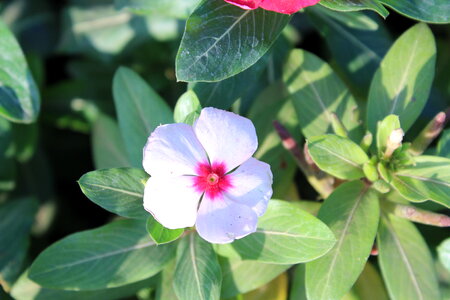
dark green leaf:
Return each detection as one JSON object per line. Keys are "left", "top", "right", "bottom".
{"left": 308, "top": 135, "right": 369, "bottom": 180}
{"left": 378, "top": 213, "right": 440, "bottom": 300}
{"left": 249, "top": 82, "right": 301, "bottom": 199}
{"left": 319, "top": 0, "right": 389, "bottom": 18}
{"left": 155, "top": 260, "right": 178, "bottom": 300}
{"left": 367, "top": 23, "right": 436, "bottom": 134}
{"left": 0, "top": 198, "right": 38, "bottom": 286}
{"left": 289, "top": 265, "right": 307, "bottom": 300}
{"left": 284, "top": 49, "right": 363, "bottom": 141}
{"left": 216, "top": 200, "right": 336, "bottom": 264}
{"left": 174, "top": 234, "right": 222, "bottom": 300}
{"left": 436, "top": 129, "right": 450, "bottom": 158}
{"left": 29, "top": 219, "right": 175, "bottom": 290}
{"left": 115, "top": 0, "right": 200, "bottom": 19}
{"left": 391, "top": 155, "right": 450, "bottom": 207}
{"left": 11, "top": 271, "right": 158, "bottom": 300}
{"left": 113, "top": 67, "right": 173, "bottom": 167}
{"left": 0, "top": 20, "right": 40, "bottom": 123}
{"left": 176, "top": 0, "right": 291, "bottom": 82}
{"left": 350, "top": 263, "right": 389, "bottom": 300}
{"left": 91, "top": 114, "right": 130, "bottom": 169}
{"left": 220, "top": 257, "right": 290, "bottom": 298}
{"left": 78, "top": 168, "right": 148, "bottom": 219}
{"left": 306, "top": 181, "right": 379, "bottom": 300}
{"left": 146, "top": 217, "right": 184, "bottom": 245}
{"left": 307, "top": 7, "right": 391, "bottom": 96}
{"left": 379, "top": 0, "right": 450, "bottom": 23}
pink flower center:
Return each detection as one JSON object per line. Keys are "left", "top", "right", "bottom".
{"left": 193, "top": 162, "right": 232, "bottom": 200}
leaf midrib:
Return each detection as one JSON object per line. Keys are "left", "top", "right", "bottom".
{"left": 184, "top": 9, "right": 251, "bottom": 72}
{"left": 82, "top": 182, "right": 143, "bottom": 198}
{"left": 313, "top": 143, "right": 363, "bottom": 168}
{"left": 189, "top": 234, "right": 205, "bottom": 300}
{"left": 318, "top": 187, "right": 367, "bottom": 299}
{"left": 384, "top": 217, "right": 424, "bottom": 300}
{"left": 255, "top": 229, "right": 334, "bottom": 241}
{"left": 397, "top": 173, "right": 450, "bottom": 188}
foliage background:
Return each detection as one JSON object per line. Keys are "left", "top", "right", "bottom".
{"left": 0, "top": 0, "right": 449, "bottom": 299}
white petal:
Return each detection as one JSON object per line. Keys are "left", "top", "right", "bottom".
{"left": 195, "top": 196, "right": 258, "bottom": 244}
{"left": 225, "top": 158, "right": 273, "bottom": 216}
{"left": 143, "top": 176, "right": 201, "bottom": 229}
{"left": 143, "top": 123, "right": 208, "bottom": 177}
{"left": 193, "top": 107, "right": 257, "bottom": 172}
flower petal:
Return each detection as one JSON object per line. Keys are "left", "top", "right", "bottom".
{"left": 225, "top": 158, "right": 273, "bottom": 216}
{"left": 259, "top": 0, "right": 320, "bottom": 14}
{"left": 194, "top": 107, "right": 257, "bottom": 172}
{"left": 143, "top": 176, "right": 201, "bottom": 229}
{"left": 143, "top": 123, "right": 208, "bottom": 177}
{"left": 196, "top": 196, "right": 258, "bottom": 244}
{"left": 224, "top": 0, "right": 263, "bottom": 9}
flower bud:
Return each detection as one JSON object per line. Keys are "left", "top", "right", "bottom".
{"left": 384, "top": 128, "right": 404, "bottom": 159}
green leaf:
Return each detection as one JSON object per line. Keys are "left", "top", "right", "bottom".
{"left": 378, "top": 213, "right": 440, "bottom": 300}
{"left": 173, "top": 90, "right": 201, "bottom": 124}
{"left": 115, "top": 0, "right": 200, "bottom": 19}
{"left": 376, "top": 114, "right": 400, "bottom": 154}
{"left": 11, "top": 271, "right": 158, "bottom": 300}
{"left": 220, "top": 257, "right": 290, "bottom": 299}
{"left": 0, "top": 118, "right": 15, "bottom": 191}
{"left": 216, "top": 200, "right": 336, "bottom": 264}
{"left": 379, "top": 0, "right": 450, "bottom": 23}
{"left": 367, "top": 23, "right": 436, "bottom": 134}
{"left": 0, "top": 20, "right": 40, "bottom": 123}
{"left": 174, "top": 234, "right": 222, "bottom": 300}
{"left": 78, "top": 168, "right": 148, "bottom": 219}
{"left": 92, "top": 114, "right": 130, "bottom": 169}
{"left": 437, "top": 238, "right": 450, "bottom": 272}
{"left": 306, "top": 181, "right": 380, "bottom": 300}
{"left": 113, "top": 67, "right": 173, "bottom": 167}
{"left": 146, "top": 217, "right": 184, "bottom": 245}
{"left": 390, "top": 155, "right": 450, "bottom": 207}
{"left": 307, "top": 134, "right": 369, "bottom": 180}
{"left": 289, "top": 265, "right": 307, "bottom": 300}
{"left": 59, "top": 5, "right": 178, "bottom": 58}
{"left": 436, "top": 129, "right": 450, "bottom": 158}
{"left": 10, "top": 123, "right": 38, "bottom": 163}
{"left": 29, "top": 219, "right": 175, "bottom": 290}
{"left": 176, "top": 0, "right": 291, "bottom": 82}
{"left": 319, "top": 0, "right": 389, "bottom": 18}
{"left": 0, "top": 198, "right": 38, "bottom": 286}
{"left": 306, "top": 7, "right": 391, "bottom": 97}
{"left": 189, "top": 52, "right": 268, "bottom": 109}
{"left": 351, "top": 262, "right": 389, "bottom": 300}
{"left": 284, "top": 49, "right": 363, "bottom": 141}
{"left": 249, "top": 82, "right": 301, "bottom": 198}
{"left": 155, "top": 260, "right": 178, "bottom": 300}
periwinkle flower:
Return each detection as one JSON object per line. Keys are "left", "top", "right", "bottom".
{"left": 224, "top": 0, "right": 320, "bottom": 15}
{"left": 143, "top": 107, "right": 273, "bottom": 244}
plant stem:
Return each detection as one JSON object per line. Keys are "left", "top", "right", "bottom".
{"left": 273, "top": 120, "right": 334, "bottom": 198}
{"left": 384, "top": 201, "right": 450, "bottom": 227}
{"left": 409, "top": 110, "right": 447, "bottom": 156}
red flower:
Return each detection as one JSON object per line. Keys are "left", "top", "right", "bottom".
{"left": 224, "top": 0, "right": 320, "bottom": 14}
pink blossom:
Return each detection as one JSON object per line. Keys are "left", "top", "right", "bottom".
{"left": 142, "top": 107, "right": 273, "bottom": 244}
{"left": 224, "top": 0, "right": 320, "bottom": 14}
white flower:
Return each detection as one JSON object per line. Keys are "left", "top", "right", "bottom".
{"left": 142, "top": 107, "right": 273, "bottom": 244}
